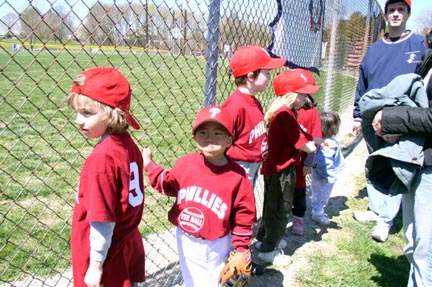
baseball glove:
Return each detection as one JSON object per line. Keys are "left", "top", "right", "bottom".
{"left": 218, "top": 249, "right": 252, "bottom": 287}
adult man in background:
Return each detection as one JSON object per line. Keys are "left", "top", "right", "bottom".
{"left": 371, "top": 29, "right": 432, "bottom": 286}
{"left": 351, "top": 0, "right": 425, "bottom": 242}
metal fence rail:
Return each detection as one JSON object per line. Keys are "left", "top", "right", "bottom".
{"left": 0, "top": 0, "right": 383, "bottom": 286}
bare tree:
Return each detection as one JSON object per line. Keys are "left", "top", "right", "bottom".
{"left": 39, "top": 9, "right": 59, "bottom": 41}
{"left": 20, "top": 6, "right": 44, "bottom": 47}
{"left": 52, "top": 5, "right": 76, "bottom": 43}
{"left": 126, "top": 3, "right": 148, "bottom": 47}
{"left": 83, "top": 2, "right": 110, "bottom": 45}
{"left": 83, "top": 2, "right": 126, "bottom": 46}
{"left": 1, "top": 12, "right": 19, "bottom": 37}
{"left": 412, "top": 9, "right": 432, "bottom": 35}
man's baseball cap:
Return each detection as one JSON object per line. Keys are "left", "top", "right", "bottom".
{"left": 229, "top": 46, "right": 286, "bottom": 77}
{"left": 70, "top": 67, "right": 140, "bottom": 130}
{"left": 385, "top": 0, "right": 411, "bottom": 13}
{"left": 273, "top": 69, "right": 320, "bottom": 96}
{"left": 192, "top": 106, "right": 234, "bottom": 137}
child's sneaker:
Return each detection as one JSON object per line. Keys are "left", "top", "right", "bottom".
{"left": 257, "top": 248, "right": 292, "bottom": 266}
{"left": 312, "top": 214, "right": 331, "bottom": 226}
{"left": 291, "top": 216, "right": 304, "bottom": 235}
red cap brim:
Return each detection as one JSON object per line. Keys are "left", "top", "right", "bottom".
{"left": 126, "top": 113, "right": 140, "bottom": 130}
{"left": 262, "top": 58, "right": 286, "bottom": 70}
{"left": 295, "top": 85, "right": 320, "bottom": 94}
{"left": 193, "top": 119, "right": 233, "bottom": 136}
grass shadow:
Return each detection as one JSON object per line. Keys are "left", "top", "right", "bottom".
{"left": 249, "top": 268, "right": 284, "bottom": 287}
{"left": 368, "top": 253, "right": 409, "bottom": 287}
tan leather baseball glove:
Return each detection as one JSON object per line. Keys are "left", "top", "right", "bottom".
{"left": 218, "top": 249, "right": 252, "bottom": 287}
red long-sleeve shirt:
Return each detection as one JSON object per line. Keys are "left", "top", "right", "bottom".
{"left": 145, "top": 153, "right": 256, "bottom": 251}
{"left": 261, "top": 106, "right": 313, "bottom": 175}
{"left": 221, "top": 89, "right": 268, "bottom": 162}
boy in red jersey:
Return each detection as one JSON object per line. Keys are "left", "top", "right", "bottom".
{"left": 67, "top": 67, "right": 145, "bottom": 287}
{"left": 143, "top": 106, "right": 256, "bottom": 287}
{"left": 256, "top": 69, "right": 321, "bottom": 267}
{"left": 221, "top": 45, "right": 286, "bottom": 187}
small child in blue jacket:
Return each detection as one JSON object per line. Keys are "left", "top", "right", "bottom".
{"left": 311, "top": 111, "right": 345, "bottom": 225}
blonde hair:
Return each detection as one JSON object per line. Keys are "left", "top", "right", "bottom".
{"left": 264, "top": 93, "right": 298, "bottom": 124}
{"left": 66, "top": 74, "right": 128, "bottom": 135}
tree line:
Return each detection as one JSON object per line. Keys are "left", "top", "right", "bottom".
{"left": 0, "top": 0, "right": 404, "bottom": 57}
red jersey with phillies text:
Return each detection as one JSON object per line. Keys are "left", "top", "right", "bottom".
{"left": 295, "top": 107, "right": 322, "bottom": 188}
{"left": 221, "top": 89, "right": 268, "bottom": 162}
{"left": 261, "top": 106, "right": 313, "bottom": 175}
{"left": 71, "top": 132, "right": 145, "bottom": 287}
{"left": 145, "top": 153, "right": 256, "bottom": 250}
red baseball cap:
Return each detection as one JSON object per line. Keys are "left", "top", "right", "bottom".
{"left": 385, "top": 0, "right": 411, "bottom": 13}
{"left": 70, "top": 67, "right": 140, "bottom": 130}
{"left": 229, "top": 46, "right": 286, "bottom": 77}
{"left": 273, "top": 69, "right": 320, "bottom": 96}
{"left": 192, "top": 106, "right": 234, "bottom": 136}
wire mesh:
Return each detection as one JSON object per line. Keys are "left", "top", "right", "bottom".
{"left": 0, "top": 0, "right": 383, "bottom": 286}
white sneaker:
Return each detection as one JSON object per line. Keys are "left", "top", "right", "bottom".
{"left": 353, "top": 211, "right": 378, "bottom": 222}
{"left": 255, "top": 239, "right": 287, "bottom": 250}
{"left": 312, "top": 215, "right": 331, "bottom": 226}
{"left": 372, "top": 224, "right": 390, "bottom": 242}
{"left": 257, "top": 248, "right": 293, "bottom": 266}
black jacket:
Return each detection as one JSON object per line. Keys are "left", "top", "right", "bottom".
{"left": 381, "top": 106, "right": 432, "bottom": 166}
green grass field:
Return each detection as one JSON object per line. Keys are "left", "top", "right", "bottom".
{"left": 0, "top": 48, "right": 213, "bottom": 281}
{"left": 296, "top": 176, "right": 408, "bottom": 286}
{"left": 1, "top": 46, "right": 363, "bottom": 283}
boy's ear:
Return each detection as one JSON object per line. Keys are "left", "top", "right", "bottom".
{"left": 246, "top": 71, "right": 255, "bottom": 81}
{"left": 227, "top": 136, "right": 233, "bottom": 146}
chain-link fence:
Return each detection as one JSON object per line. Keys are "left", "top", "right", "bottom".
{"left": 0, "top": 0, "right": 383, "bottom": 286}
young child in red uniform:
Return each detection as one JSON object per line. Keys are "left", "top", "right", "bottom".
{"left": 255, "top": 69, "right": 321, "bottom": 266}
{"left": 292, "top": 94, "right": 322, "bottom": 235}
{"left": 221, "top": 45, "right": 286, "bottom": 187}
{"left": 143, "top": 106, "right": 256, "bottom": 287}
{"left": 68, "top": 67, "right": 145, "bottom": 287}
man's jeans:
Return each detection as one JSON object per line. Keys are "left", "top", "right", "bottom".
{"left": 404, "top": 167, "right": 432, "bottom": 287}
{"left": 366, "top": 179, "right": 402, "bottom": 227}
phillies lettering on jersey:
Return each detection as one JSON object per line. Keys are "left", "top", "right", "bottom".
{"left": 145, "top": 153, "right": 256, "bottom": 246}
{"left": 178, "top": 186, "right": 228, "bottom": 219}
{"left": 248, "top": 120, "right": 266, "bottom": 144}
{"left": 221, "top": 89, "right": 267, "bottom": 162}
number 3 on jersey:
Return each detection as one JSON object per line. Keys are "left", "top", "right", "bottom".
{"left": 129, "top": 161, "right": 144, "bottom": 207}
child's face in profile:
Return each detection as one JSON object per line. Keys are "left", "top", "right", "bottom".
{"left": 251, "top": 69, "right": 271, "bottom": 93}
{"left": 194, "top": 121, "right": 232, "bottom": 165}
{"left": 73, "top": 95, "right": 108, "bottom": 139}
